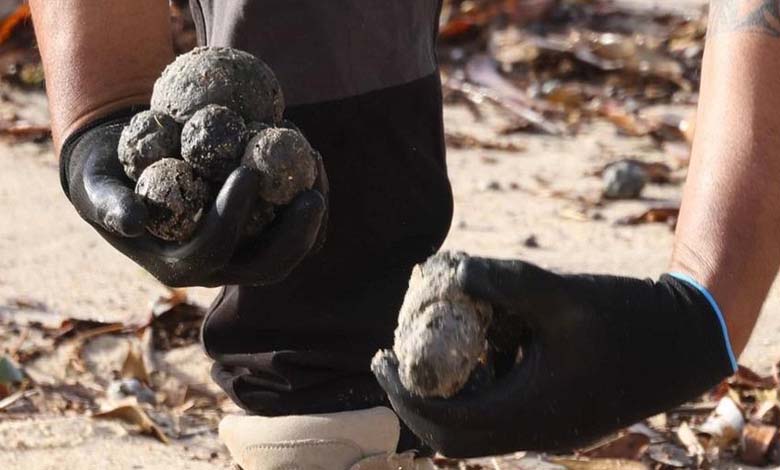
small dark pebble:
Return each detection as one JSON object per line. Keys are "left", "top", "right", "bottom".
{"left": 523, "top": 235, "right": 540, "bottom": 248}
{"left": 602, "top": 159, "right": 648, "bottom": 199}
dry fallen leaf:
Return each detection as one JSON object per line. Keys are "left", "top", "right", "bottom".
{"left": 731, "top": 365, "right": 778, "bottom": 389}
{"left": 616, "top": 206, "right": 679, "bottom": 227}
{"left": 647, "top": 443, "right": 693, "bottom": 468}
{"left": 149, "top": 295, "right": 206, "bottom": 351}
{"left": 754, "top": 400, "right": 780, "bottom": 426}
{"left": 94, "top": 403, "right": 169, "bottom": 444}
{"left": 121, "top": 342, "right": 150, "bottom": 384}
{"left": 551, "top": 457, "right": 648, "bottom": 470}
{"left": 676, "top": 422, "right": 706, "bottom": 467}
{"left": 697, "top": 396, "right": 745, "bottom": 447}
{"left": 0, "top": 121, "right": 50, "bottom": 141}
{"left": 582, "top": 433, "right": 650, "bottom": 460}
{"left": 151, "top": 288, "right": 189, "bottom": 317}
{"left": 0, "top": 3, "right": 29, "bottom": 46}
{"left": 740, "top": 422, "right": 778, "bottom": 466}
{"left": 445, "top": 129, "right": 526, "bottom": 152}
{"left": 598, "top": 101, "right": 652, "bottom": 137}
{"left": 465, "top": 55, "right": 567, "bottom": 135}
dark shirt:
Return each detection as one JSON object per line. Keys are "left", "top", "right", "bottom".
{"left": 190, "top": 0, "right": 440, "bottom": 105}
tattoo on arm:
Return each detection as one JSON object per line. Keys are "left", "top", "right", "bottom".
{"left": 710, "top": 0, "right": 780, "bottom": 36}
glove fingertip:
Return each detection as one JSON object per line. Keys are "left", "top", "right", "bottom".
{"left": 275, "top": 190, "right": 326, "bottom": 240}
{"left": 372, "top": 350, "right": 418, "bottom": 403}
{"left": 290, "top": 189, "right": 326, "bottom": 216}
{"left": 224, "top": 190, "right": 326, "bottom": 286}
{"left": 371, "top": 350, "right": 399, "bottom": 383}
{"left": 104, "top": 195, "right": 149, "bottom": 237}
{"left": 230, "top": 166, "right": 263, "bottom": 191}
{"left": 215, "top": 167, "right": 262, "bottom": 213}
{"left": 457, "top": 257, "right": 498, "bottom": 301}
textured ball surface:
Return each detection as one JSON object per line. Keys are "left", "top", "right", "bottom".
{"left": 135, "top": 158, "right": 210, "bottom": 241}
{"left": 151, "top": 46, "right": 284, "bottom": 124}
{"left": 390, "top": 251, "right": 493, "bottom": 398}
{"left": 241, "top": 128, "right": 317, "bottom": 205}
{"left": 181, "top": 105, "right": 246, "bottom": 183}
{"left": 245, "top": 121, "right": 271, "bottom": 140}
{"left": 395, "top": 301, "right": 487, "bottom": 398}
{"left": 117, "top": 110, "right": 180, "bottom": 181}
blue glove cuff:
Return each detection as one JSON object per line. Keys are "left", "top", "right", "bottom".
{"left": 668, "top": 272, "right": 738, "bottom": 373}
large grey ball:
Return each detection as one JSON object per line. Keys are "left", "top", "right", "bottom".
{"left": 117, "top": 110, "right": 180, "bottom": 181}
{"left": 181, "top": 105, "right": 246, "bottom": 183}
{"left": 151, "top": 46, "right": 284, "bottom": 124}
{"left": 241, "top": 127, "right": 317, "bottom": 205}
{"left": 135, "top": 158, "right": 210, "bottom": 242}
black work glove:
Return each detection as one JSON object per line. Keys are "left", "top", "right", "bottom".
{"left": 373, "top": 257, "right": 737, "bottom": 458}
{"left": 60, "top": 109, "right": 328, "bottom": 287}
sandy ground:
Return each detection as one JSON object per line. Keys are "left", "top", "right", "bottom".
{"left": 3, "top": 86, "right": 780, "bottom": 468}
{"left": 4, "top": 1, "right": 780, "bottom": 465}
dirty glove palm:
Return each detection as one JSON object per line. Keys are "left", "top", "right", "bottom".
{"left": 60, "top": 111, "right": 327, "bottom": 287}
{"left": 373, "top": 257, "right": 737, "bottom": 457}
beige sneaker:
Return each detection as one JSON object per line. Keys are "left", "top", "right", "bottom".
{"left": 219, "top": 406, "right": 435, "bottom": 470}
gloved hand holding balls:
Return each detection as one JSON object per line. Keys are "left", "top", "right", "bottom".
{"left": 116, "top": 46, "right": 319, "bottom": 242}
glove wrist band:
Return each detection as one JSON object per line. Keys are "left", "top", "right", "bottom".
{"left": 667, "top": 271, "right": 738, "bottom": 373}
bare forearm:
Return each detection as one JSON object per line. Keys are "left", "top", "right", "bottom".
{"left": 29, "top": 0, "right": 174, "bottom": 151}
{"left": 671, "top": 0, "right": 780, "bottom": 354}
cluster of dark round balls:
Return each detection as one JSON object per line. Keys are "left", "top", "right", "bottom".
{"left": 117, "top": 47, "right": 317, "bottom": 242}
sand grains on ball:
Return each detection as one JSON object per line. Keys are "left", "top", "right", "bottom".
{"left": 241, "top": 127, "right": 317, "bottom": 205}
{"left": 117, "top": 110, "right": 180, "bottom": 181}
{"left": 181, "top": 104, "right": 246, "bottom": 183}
{"left": 376, "top": 251, "right": 493, "bottom": 398}
{"left": 135, "top": 158, "right": 210, "bottom": 242}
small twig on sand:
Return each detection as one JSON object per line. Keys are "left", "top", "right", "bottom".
{"left": 443, "top": 76, "right": 565, "bottom": 136}
{"left": 0, "top": 389, "right": 36, "bottom": 410}
{"left": 445, "top": 130, "right": 526, "bottom": 152}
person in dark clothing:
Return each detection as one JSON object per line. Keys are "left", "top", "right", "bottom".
{"left": 30, "top": 0, "right": 448, "bottom": 468}
{"left": 28, "top": 0, "right": 776, "bottom": 467}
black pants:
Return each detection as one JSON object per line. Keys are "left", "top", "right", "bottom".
{"left": 191, "top": 0, "right": 451, "bottom": 451}
{"left": 201, "top": 72, "right": 453, "bottom": 450}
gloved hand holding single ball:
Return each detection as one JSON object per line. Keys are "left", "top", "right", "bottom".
{"left": 373, "top": 255, "right": 737, "bottom": 458}
{"left": 61, "top": 46, "right": 328, "bottom": 287}
{"left": 378, "top": 251, "right": 494, "bottom": 399}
